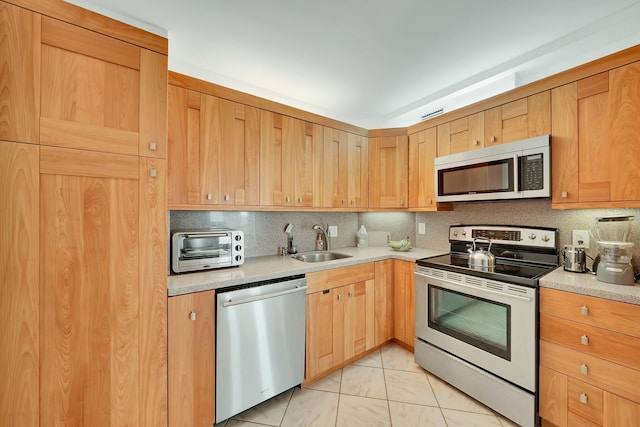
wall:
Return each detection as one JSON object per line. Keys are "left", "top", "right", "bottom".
{"left": 415, "top": 199, "right": 640, "bottom": 264}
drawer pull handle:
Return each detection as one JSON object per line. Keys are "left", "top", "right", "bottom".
{"left": 580, "top": 335, "right": 589, "bottom": 346}
{"left": 189, "top": 311, "right": 196, "bottom": 321}
{"left": 580, "top": 305, "right": 589, "bottom": 316}
{"left": 580, "top": 363, "right": 589, "bottom": 375}
{"left": 580, "top": 392, "right": 588, "bottom": 404}
{"left": 337, "top": 294, "right": 342, "bottom": 301}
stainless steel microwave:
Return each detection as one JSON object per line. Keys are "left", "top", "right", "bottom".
{"left": 171, "top": 229, "right": 244, "bottom": 273}
{"left": 434, "top": 135, "right": 550, "bottom": 202}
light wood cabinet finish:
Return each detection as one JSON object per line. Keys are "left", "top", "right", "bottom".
{"left": 374, "top": 260, "right": 394, "bottom": 345}
{"left": 0, "top": 141, "right": 39, "bottom": 427}
{"left": 369, "top": 135, "right": 408, "bottom": 208}
{"left": 393, "top": 260, "right": 415, "bottom": 349}
{"left": 409, "top": 127, "right": 437, "bottom": 208}
{"left": 552, "top": 62, "right": 640, "bottom": 208}
{"left": 482, "top": 92, "right": 550, "bottom": 146}
{"left": 306, "top": 264, "right": 375, "bottom": 381}
{"left": 0, "top": 2, "right": 40, "bottom": 144}
{"left": 437, "top": 113, "right": 484, "bottom": 155}
{"left": 347, "top": 133, "right": 369, "bottom": 209}
{"left": 539, "top": 288, "right": 640, "bottom": 427}
{"left": 168, "top": 291, "right": 215, "bottom": 427}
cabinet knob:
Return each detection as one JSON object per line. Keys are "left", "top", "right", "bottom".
{"left": 580, "top": 335, "right": 589, "bottom": 346}
{"left": 207, "top": 193, "right": 213, "bottom": 200}
{"left": 473, "top": 139, "right": 479, "bottom": 145}
{"left": 580, "top": 363, "right": 589, "bottom": 375}
{"left": 149, "top": 168, "right": 157, "bottom": 177}
{"left": 489, "top": 136, "right": 496, "bottom": 143}
{"left": 224, "top": 194, "right": 230, "bottom": 201}
{"left": 580, "top": 305, "right": 589, "bottom": 316}
{"left": 298, "top": 197, "right": 303, "bottom": 203}
{"left": 341, "top": 199, "right": 345, "bottom": 205}
{"left": 561, "top": 191, "right": 568, "bottom": 198}
{"left": 149, "top": 141, "right": 157, "bottom": 151}
{"left": 337, "top": 294, "right": 342, "bottom": 301}
{"left": 286, "top": 196, "right": 291, "bottom": 203}
{"left": 348, "top": 291, "right": 353, "bottom": 298}
{"left": 580, "top": 392, "right": 588, "bottom": 404}
{"left": 400, "top": 200, "right": 405, "bottom": 205}
{"left": 189, "top": 311, "right": 196, "bottom": 321}
{"left": 429, "top": 198, "right": 433, "bottom": 204}
{"left": 351, "top": 200, "right": 355, "bottom": 205}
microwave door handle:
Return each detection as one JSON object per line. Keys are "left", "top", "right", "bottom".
{"left": 513, "top": 154, "right": 520, "bottom": 192}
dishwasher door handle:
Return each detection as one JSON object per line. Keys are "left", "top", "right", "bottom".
{"left": 222, "top": 285, "right": 307, "bottom": 307}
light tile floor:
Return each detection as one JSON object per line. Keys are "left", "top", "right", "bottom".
{"left": 216, "top": 343, "right": 521, "bottom": 427}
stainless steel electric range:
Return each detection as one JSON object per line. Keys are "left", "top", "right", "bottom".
{"left": 414, "top": 224, "right": 559, "bottom": 427}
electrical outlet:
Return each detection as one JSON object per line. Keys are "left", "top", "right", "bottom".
{"left": 572, "top": 230, "right": 590, "bottom": 247}
{"left": 418, "top": 223, "right": 426, "bottom": 235}
{"left": 328, "top": 225, "right": 338, "bottom": 237}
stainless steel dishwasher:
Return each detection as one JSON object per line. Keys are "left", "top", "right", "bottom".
{"left": 216, "top": 274, "right": 307, "bottom": 423}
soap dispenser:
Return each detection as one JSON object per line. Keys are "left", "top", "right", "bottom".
{"left": 357, "top": 225, "right": 368, "bottom": 248}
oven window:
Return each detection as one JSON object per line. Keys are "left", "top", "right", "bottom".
{"left": 438, "top": 158, "right": 513, "bottom": 196}
{"left": 428, "top": 285, "right": 511, "bottom": 360}
{"left": 181, "top": 235, "right": 232, "bottom": 260}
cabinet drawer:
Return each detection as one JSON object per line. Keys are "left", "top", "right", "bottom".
{"left": 568, "top": 377, "right": 602, "bottom": 425}
{"left": 540, "top": 288, "right": 640, "bottom": 338}
{"left": 307, "top": 263, "right": 374, "bottom": 293}
{"left": 540, "top": 340, "right": 640, "bottom": 404}
{"left": 540, "top": 313, "right": 640, "bottom": 371}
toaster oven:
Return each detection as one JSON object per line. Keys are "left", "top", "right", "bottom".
{"left": 172, "top": 229, "right": 244, "bottom": 273}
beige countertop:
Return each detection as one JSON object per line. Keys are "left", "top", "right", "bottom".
{"left": 168, "top": 246, "right": 446, "bottom": 296}
{"left": 540, "top": 267, "right": 640, "bottom": 305}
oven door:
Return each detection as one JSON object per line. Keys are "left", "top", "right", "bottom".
{"left": 415, "top": 266, "right": 537, "bottom": 391}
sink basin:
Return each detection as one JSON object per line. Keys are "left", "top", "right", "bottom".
{"left": 291, "top": 251, "right": 352, "bottom": 263}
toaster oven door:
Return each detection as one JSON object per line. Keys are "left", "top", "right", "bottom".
{"left": 174, "top": 232, "right": 233, "bottom": 272}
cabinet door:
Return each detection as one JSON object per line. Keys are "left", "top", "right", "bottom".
{"left": 39, "top": 147, "right": 141, "bottom": 425}
{"left": 168, "top": 291, "right": 215, "bottom": 427}
{"left": 259, "top": 111, "right": 283, "bottom": 206}
{"left": 282, "top": 117, "right": 322, "bottom": 207}
{"left": 394, "top": 260, "right": 415, "bottom": 348}
{"left": 344, "top": 280, "right": 375, "bottom": 359}
{"left": 369, "top": 135, "right": 409, "bottom": 208}
{"left": 0, "top": 141, "right": 39, "bottom": 427}
{"left": 539, "top": 366, "right": 568, "bottom": 427}
{"left": 551, "top": 82, "right": 580, "bottom": 204}
{"left": 321, "top": 127, "right": 348, "bottom": 208}
{"left": 409, "top": 127, "right": 437, "bottom": 208}
{"left": 0, "top": 2, "right": 40, "bottom": 144}
{"left": 603, "top": 392, "right": 640, "bottom": 427}
{"left": 374, "top": 260, "right": 394, "bottom": 345}
{"left": 306, "top": 289, "right": 341, "bottom": 379}
{"left": 347, "top": 133, "right": 368, "bottom": 208}
{"left": 484, "top": 92, "right": 550, "bottom": 146}
{"left": 168, "top": 85, "right": 201, "bottom": 205}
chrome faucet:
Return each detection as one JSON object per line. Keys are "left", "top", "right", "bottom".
{"left": 312, "top": 224, "right": 330, "bottom": 251}
{"left": 284, "top": 223, "right": 297, "bottom": 254}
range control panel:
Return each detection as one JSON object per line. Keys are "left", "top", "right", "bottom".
{"left": 449, "top": 225, "right": 557, "bottom": 249}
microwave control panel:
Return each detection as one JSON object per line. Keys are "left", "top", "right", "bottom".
{"left": 520, "top": 153, "right": 544, "bottom": 191}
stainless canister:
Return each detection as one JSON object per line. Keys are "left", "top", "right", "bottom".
{"left": 563, "top": 245, "right": 587, "bottom": 273}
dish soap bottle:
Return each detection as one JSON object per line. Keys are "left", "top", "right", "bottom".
{"left": 357, "top": 225, "right": 368, "bottom": 248}
{"left": 315, "top": 232, "right": 325, "bottom": 251}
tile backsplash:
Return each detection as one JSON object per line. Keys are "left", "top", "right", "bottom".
{"left": 170, "top": 200, "right": 640, "bottom": 264}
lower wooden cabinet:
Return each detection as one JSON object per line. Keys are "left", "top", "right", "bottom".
{"left": 305, "top": 264, "right": 375, "bottom": 381}
{"left": 168, "top": 291, "right": 215, "bottom": 427}
{"left": 393, "top": 260, "right": 415, "bottom": 349}
{"left": 374, "top": 260, "right": 394, "bottom": 345}
{"left": 539, "top": 288, "right": 640, "bottom": 427}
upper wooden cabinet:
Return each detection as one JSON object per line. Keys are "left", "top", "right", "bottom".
{"left": 321, "top": 127, "right": 368, "bottom": 209}
{"left": 40, "top": 17, "right": 167, "bottom": 158}
{"left": 369, "top": 135, "right": 409, "bottom": 209}
{"left": 409, "top": 127, "right": 437, "bottom": 209}
{"left": 484, "top": 92, "right": 551, "bottom": 146}
{"left": 260, "top": 112, "right": 322, "bottom": 207}
{"left": 437, "top": 112, "right": 484, "bottom": 156}
{"left": 552, "top": 63, "right": 640, "bottom": 208}
{"left": 0, "top": 2, "right": 40, "bottom": 144}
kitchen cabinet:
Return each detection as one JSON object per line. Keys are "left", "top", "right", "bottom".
{"left": 168, "top": 291, "right": 215, "bottom": 427}
{"left": 539, "top": 288, "right": 640, "bottom": 427}
{"left": 260, "top": 111, "right": 323, "bottom": 207}
{"left": 321, "top": 127, "right": 369, "bottom": 209}
{"left": 393, "top": 259, "right": 415, "bottom": 349}
{"left": 40, "top": 16, "right": 167, "bottom": 158}
{"left": 0, "top": 141, "right": 39, "bottom": 427}
{"left": 305, "top": 263, "right": 375, "bottom": 381}
{"left": 551, "top": 63, "right": 640, "bottom": 208}
{"left": 374, "top": 260, "right": 394, "bottom": 345}
{"left": 436, "top": 112, "right": 484, "bottom": 156}
{"left": 0, "top": 2, "right": 40, "bottom": 145}
{"left": 409, "top": 127, "right": 437, "bottom": 208}
{"left": 369, "top": 135, "right": 409, "bottom": 209}
{"left": 483, "top": 92, "right": 550, "bottom": 146}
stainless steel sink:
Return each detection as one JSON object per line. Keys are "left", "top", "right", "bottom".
{"left": 291, "top": 251, "right": 352, "bottom": 263}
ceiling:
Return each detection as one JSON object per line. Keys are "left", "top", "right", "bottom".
{"left": 67, "top": 0, "right": 640, "bottom": 129}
